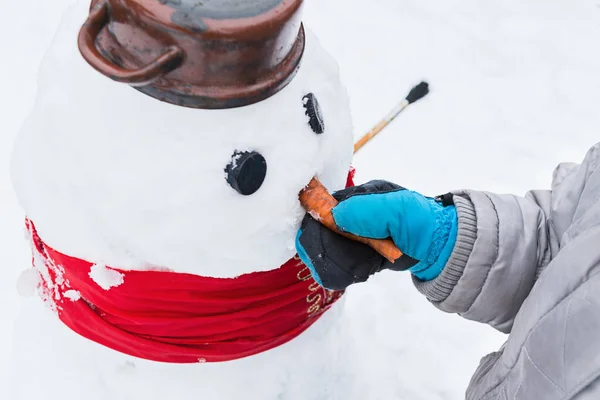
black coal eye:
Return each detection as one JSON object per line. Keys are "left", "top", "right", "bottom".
{"left": 302, "top": 93, "right": 325, "bottom": 134}
{"left": 225, "top": 151, "right": 267, "bottom": 195}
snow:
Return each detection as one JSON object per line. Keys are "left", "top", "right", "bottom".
{"left": 2, "top": 0, "right": 600, "bottom": 399}
{"left": 89, "top": 264, "right": 124, "bottom": 291}
{"left": 63, "top": 290, "right": 82, "bottom": 302}
{"left": 15, "top": 268, "right": 39, "bottom": 298}
{"left": 308, "top": 210, "right": 323, "bottom": 221}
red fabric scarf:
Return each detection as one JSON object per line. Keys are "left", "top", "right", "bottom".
{"left": 26, "top": 171, "right": 354, "bottom": 364}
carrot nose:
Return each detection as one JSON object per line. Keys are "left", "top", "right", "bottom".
{"left": 298, "top": 177, "right": 403, "bottom": 264}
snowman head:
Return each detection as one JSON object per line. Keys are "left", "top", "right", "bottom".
{"left": 11, "top": 0, "right": 354, "bottom": 278}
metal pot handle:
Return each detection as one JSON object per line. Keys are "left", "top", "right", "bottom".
{"left": 77, "top": 0, "right": 183, "bottom": 86}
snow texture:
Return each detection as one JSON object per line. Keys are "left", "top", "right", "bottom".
{"left": 63, "top": 290, "right": 82, "bottom": 302}
{"left": 15, "top": 268, "right": 39, "bottom": 298}
{"left": 89, "top": 264, "right": 124, "bottom": 291}
{"left": 2, "top": 0, "right": 600, "bottom": 399}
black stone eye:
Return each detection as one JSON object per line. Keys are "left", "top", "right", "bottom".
{"left": 225, "top": 151, "right": 267, "bottom": 195}
{"left": 302, "top": 93, "right": 325, "bottom": 134}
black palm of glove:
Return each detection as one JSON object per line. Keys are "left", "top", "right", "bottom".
{"left": 296, "top": 181, "right": 420, "bottom": 291}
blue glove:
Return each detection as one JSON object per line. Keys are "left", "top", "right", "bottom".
{"left": 295, "top": 180, "right": 458, "bottom": 290}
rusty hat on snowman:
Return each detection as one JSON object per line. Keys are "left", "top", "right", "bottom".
{"left": 78, "top": 0, "right": 306, "bottom": 109}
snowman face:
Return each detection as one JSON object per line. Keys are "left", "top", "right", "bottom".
{"left": 11, "top": 1, "right": 354, "bottom": 278}
{"left": 224, "top": 93, "right": 325, "bottom": 196}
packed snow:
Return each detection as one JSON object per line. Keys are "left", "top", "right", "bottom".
{"left": 89, "top": 264, "right": 125, "bottom": 291}
{"left": 15, "top": 268, "right": 39, "bottom": 298}
{"left": 2, "top": 0, "right": 600, "bottom": 399}
{"left": 63, "top": 290, "right": 82, "bottom": 302}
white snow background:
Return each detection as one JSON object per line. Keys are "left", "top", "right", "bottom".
{"left": 2, "top": 0, "right": 600, "bottom": 399}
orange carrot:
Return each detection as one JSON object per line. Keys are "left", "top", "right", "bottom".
{"left": 299, "top": 177, "right": 403, "bottom": 263}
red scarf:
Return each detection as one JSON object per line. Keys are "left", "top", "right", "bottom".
{"left": 26, "top": 171, "right": 354, "bottom": 364}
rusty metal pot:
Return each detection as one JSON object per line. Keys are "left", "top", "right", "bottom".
{"left": 78, "top": 0, "right": 306, "bottom": 109}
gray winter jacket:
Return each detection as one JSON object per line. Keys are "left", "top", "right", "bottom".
{"left": 414, "top": 142, "right": 600, "bottom": 400}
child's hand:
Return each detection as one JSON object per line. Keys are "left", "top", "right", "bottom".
{"left": 295, "top": 180, "right": 458, "bottom": 290}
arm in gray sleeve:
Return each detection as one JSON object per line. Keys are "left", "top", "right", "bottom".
{"left": 573, "top": 376, "right": 600, "bottom": 400}
{"left": 414, "top": 142, "right": 600, "bottom": 334}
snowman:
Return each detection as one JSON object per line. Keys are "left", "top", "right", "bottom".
{"left": 8, "top": 0, "right": 368, "bottom": 399}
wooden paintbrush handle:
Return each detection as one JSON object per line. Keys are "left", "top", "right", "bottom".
{"left": 353, "top": 120, "right": 387, "bottom": 153}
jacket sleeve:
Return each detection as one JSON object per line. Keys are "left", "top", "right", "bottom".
{"left": 574, "top": 376, "right": 600, "bottom": 400}
{"left": 413, "top": 142, "right": 600, "bottom": 334}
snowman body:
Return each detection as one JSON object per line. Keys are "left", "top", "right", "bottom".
{"left": 9, "top": 1, "right": 361, "bottom": 399}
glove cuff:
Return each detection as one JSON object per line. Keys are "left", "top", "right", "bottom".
{"left": 412, "top": 194, "right": 477, "bottom": 299}
{"left": 409, "top": 200, "right": 458, "bottom": 281}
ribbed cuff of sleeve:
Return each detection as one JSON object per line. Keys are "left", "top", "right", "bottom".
{"left": 412, "top": 194, "right": 477, "bottom": 303}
